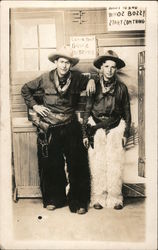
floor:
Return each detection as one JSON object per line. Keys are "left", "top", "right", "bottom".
{"left": 12, "top": 197, "right": 145, "bottom": 242}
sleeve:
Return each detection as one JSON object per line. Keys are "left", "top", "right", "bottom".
{"left": 122, "top": 85, "right": 131, "bottom": 138}
{"left": 21, "top": 75, "right": 42, "bottom": 108}
{"left": 78, "top": 72, "right": 98, "bottom": 92}
{"left": 82, "top": 95, "right": 95, "bottom": 138}
{"left": 78, "top": 73, "right": 90, "bottom": 92}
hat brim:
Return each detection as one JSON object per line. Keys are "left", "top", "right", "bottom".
{"left": 48, "top": 53, "right": 79, "bottom": 67}
{"left": 93, "top": 55, "right": 125, "bottom": 69}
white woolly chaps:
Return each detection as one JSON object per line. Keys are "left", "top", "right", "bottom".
{"left": 88, "top": 117, "right": 126, "bottom": 208}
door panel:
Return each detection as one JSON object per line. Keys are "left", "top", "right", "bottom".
{"left": 138, "top": 51, "right": 145, "bottom": 177}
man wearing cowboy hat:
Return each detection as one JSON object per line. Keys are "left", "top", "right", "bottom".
{"left": 21, "top": 46, "right": 95, "bottom": 214}
{"left": 82, "top": 50, "right": 131, "bottom": 210}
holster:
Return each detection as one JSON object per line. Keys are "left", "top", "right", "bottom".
{"left": 37, "top": 128, "right": 49, "bottom": 158}
{"left": 86, "top": 124, "right": 95, "bottom": 149}
{"left": 32, "top": 120, "right": 49, "bottom": 158}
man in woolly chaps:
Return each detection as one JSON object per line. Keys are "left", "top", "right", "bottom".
{"left": 82, "top": 50, "right": 131, "bottom": 210}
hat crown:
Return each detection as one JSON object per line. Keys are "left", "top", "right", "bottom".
{"left": 48, "top": 46, "right": 79, "bottom": 67}
{"left": 104, "top": 50, "right": 119, "bottom": 59}
{"left": 93, "top": 50, "right": 125, "bottom": 69}
{"left": 55, "top": 46, "right": 74, "bottom": 59}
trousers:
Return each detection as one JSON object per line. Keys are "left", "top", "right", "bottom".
{"left": 37, "top": 120, "right": 91, "bottom": 210}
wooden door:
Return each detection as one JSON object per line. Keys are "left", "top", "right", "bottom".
{"left": 11, "top": 10, "right": 64, "bottom": 200}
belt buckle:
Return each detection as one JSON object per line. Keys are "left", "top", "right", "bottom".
{"left": 102, "top": 115, "right": 109, "bottom": 120}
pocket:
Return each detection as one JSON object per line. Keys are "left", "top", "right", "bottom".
{"left": 57, "top": 97, "right": 70, "bottom": 105}
{"left": 44, "top": 88, "right": 58, "bottom": 105}
{"left": 45, "top": 88, "right": 57, "bottom": 95}
{"left": 94, "top": 93, "right": 104, "bottom": 105}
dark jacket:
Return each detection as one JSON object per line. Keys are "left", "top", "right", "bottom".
{"left": 83, "top": 77, "right": 131, "bottom": 138}
{"left": 21, "top": 70, "right": 90, "bottom": 112}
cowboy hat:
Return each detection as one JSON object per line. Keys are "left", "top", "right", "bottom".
{"left": 48, "top": 46, "right": 79, "bottom": 67}
{"left": 93, "top": 50, "right": 125, "bottom": 69}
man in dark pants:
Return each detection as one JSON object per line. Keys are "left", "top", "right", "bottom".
{"left": 21, "top": 46, "right": 95, "bottom": 214}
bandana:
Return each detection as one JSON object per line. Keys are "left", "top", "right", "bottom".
{"left": 54, "top": 70, "right": 71, "bottom": 96}
{"left": 100, "top": 75, "right": 116, "bottom": 95}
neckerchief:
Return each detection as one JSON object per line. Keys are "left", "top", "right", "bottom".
{"left": 58, "top": 71, "right": 70, "bottom": 87}
{"left": 100, "top": 75, "right": 116, "bottom": 95}
{"left": 54, "top": 70, "right": 71, "bottom": 96}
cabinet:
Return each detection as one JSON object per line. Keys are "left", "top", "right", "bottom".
{"left": 12, "top": 118, "right": 42, "bottom": 201}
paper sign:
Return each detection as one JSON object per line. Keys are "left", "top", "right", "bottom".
{"left": 70, "top": 36, "right": 96, "bottom": 59}
{"left": 107, "top": 6, "right": 146, "bottom": 31}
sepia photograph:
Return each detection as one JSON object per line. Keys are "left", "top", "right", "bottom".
{"left": 0, "top": 1, "right": 157, "bottom": 249}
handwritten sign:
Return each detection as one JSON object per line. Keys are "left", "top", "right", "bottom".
{"left": 107, "top": 6, "right": 146, "bottom": 31}
{"left": 70, "top": 36, "right": 96, "bottom": 59}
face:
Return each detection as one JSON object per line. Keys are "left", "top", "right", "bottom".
{"left": 55, "top": 57, "right": 71, "bottom": 77}
{"left": 101, "top": 60, "right": 117, "bottom": 81}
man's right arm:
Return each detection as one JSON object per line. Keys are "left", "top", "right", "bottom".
{"left": 21, "top": 76, "right": 51, "bottom": 117}
{"left": 21, "top": 76, "right": 42, "bottom": 108}
{"left": 82, "top": 95, "right": 94, "bottom": 136}
{"left": 82, "top": 95, "right": 95, "bottom": 149}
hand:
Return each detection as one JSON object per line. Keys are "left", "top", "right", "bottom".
{"left": 86, "top": 79, "right": 96, "bottom": 96}
{"left": 83, "top": 137, "right": 89, "bottom": 149}
{"left": 122, "top": 137, "right": 127, "bottom": 148}
{"left": 33, "top": 105, "right": 50, "bottom": 117}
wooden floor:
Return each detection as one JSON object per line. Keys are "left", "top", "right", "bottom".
{"left": 12, "top": 197, "right": 145, "bottom": 244}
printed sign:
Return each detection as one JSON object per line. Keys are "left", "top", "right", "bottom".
{"left": 70, "top": 36, "right": 96, "bottom": 59}
{"left": 107, "top": 6, "right": 146, "bottom": 31}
